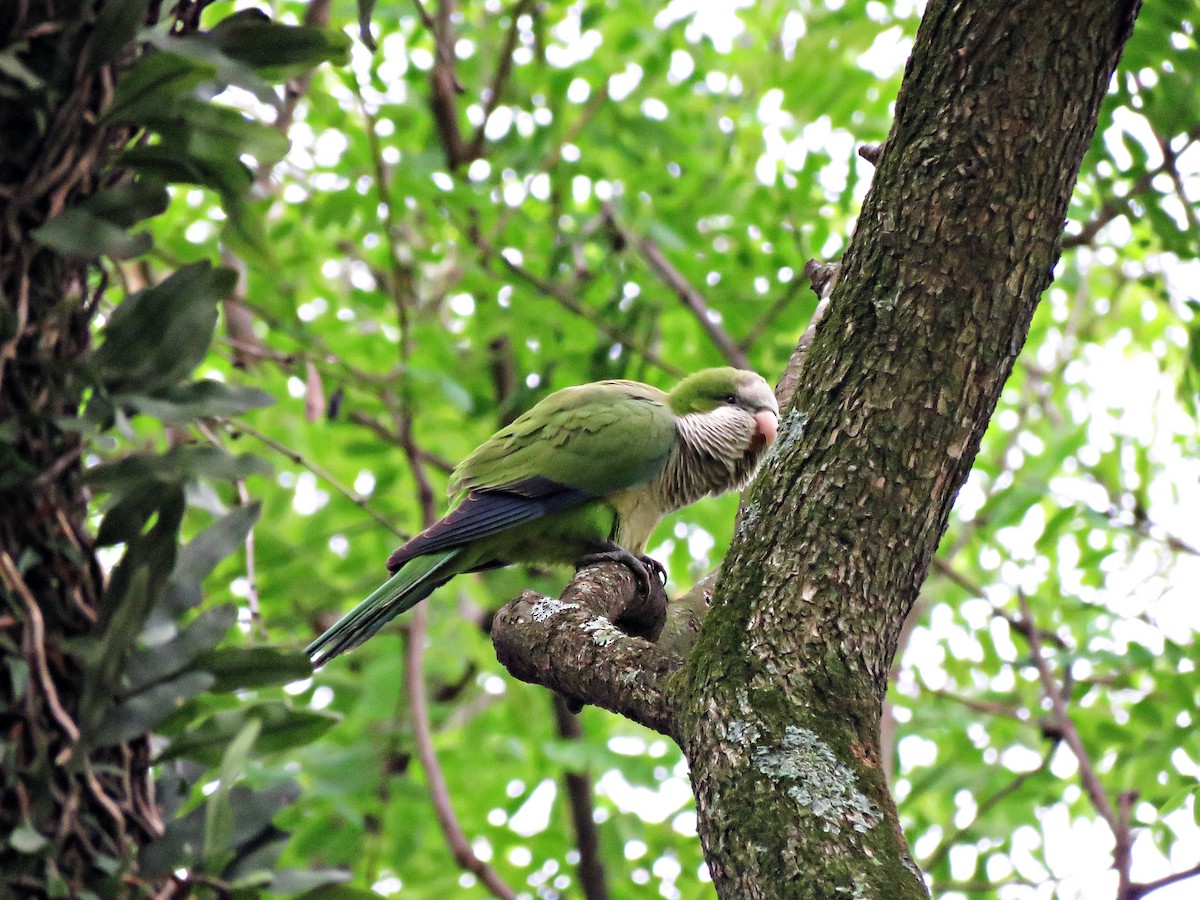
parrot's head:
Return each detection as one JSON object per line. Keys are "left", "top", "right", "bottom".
{"left": 668, "top": 367, "right": 780, "bottom": 453}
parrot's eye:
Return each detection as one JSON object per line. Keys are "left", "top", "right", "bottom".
{"left": 723, "top": 394, "right": 738, "bottom": 405}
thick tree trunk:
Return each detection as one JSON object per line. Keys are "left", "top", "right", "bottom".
{"left": 677, "top": 1, "right": 1140, "bottom": 895}
{"left": 0, "top": 3, "right": 165, "bottom": 893}
{"left": 494, "top": 0, "right": 1141, "bottom": 896}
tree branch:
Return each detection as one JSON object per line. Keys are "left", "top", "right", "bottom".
{"left": 552, "top": 696, "right": 609, "bottom": 900}
{"left": 465, "top": 0, "right": 535, "bottom": 162}
{"left": 364, "top": 110, "right": 517, "bottom": 895}
{"left": 1131, "top": 860, "right": 1200, "bottom": 899}
{"left": 1018, "top": 592, "right": 1135, "bottom": 897}
{"left": 492, "top": 563, "right": 681, "bottom": 738}
{"left": 601, "top": 203, "right": 750, "bottom": 369}
{"left": 921, "top": 745, "right": 1054, "bottom": 872}
{"left": 428, "top": 0, "right": 469, "bottom": 168}
{"left": 1062, "top": 124, "right": 1200, "bottom": 249}
{"left": 405, "top": 604, "right": 516, "bottom": 899}
{"left": 467, "top": 225, "right": 684, "bottom": 376}
{"left": 739, "top": 277, "right": 805, "bottom": 353}
{"left": 226, "top": 421, "right": 408, "bottom": 540}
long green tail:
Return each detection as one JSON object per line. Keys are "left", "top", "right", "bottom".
{"left": 307, "top": 550, "right": 463, "bottom": 666}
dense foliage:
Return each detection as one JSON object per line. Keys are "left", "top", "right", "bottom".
{"left": 4, "top": 0, "right": 1199, "bottom": 897}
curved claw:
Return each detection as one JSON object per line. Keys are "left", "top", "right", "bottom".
{"left": 575, "top": 544, "right": 669, "bottom": 644}
{"left": 640, "top": 554, "right": 667, "bottom": 586}
{"left": 576, "top": 546, "right": 660, "bottom": 597}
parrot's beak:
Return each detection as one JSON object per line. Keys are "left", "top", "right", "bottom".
{"left": 752, "top": 409, "right": 779, "bottom": 448}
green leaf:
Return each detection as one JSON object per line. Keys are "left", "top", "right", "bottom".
{"left": 81, "top": 178, "right": 171, "bottom": 227}
{"left": 95, "top": 479, "right": 174, "bottom": 547}
{"left": 191, "top": 645, "right": 314, "bottom": 693}
{"left": 33, "top": 207, "right": 151, "bottom": 259}
{"left": 140, "top": 99, "right": 292, "bottom": 167}
{"left": 541, "top": 738, "right": 615, "bottom": 771}
{"left": 92, "top": 261, "right": 235, "bottom": 394}
{"left": 139, "top": 798, "right": 206, "bottom": 877}
{"left": 84, "top": 447, "right": 271, "bottom": 494}
{"left": 209, "top": 12, "right": 353, "bottom": 77}
{"left": 9, "top": 821, "right": 49, "bottom": 854}
{"left": 203, "top": 718, "right": 263, "bottom": 867}
{"left": 104, "top": 50, "right": 214, "bottom": 124}
{"left": 134, "top": 34, "right": 278, "bottom": 108}
{"left": 409, "top": 368, "right": 473, "bottom": 413}
{"left": 158, "top": 701, "right": 339, "bottom": 765}
{"left": 80, "top": 489, "right": 186, "bottom": 741}
{"left": 294, "top": 885, "right": 381, "bottom": 900}
{"left": 124, "top": 604, "right": 238, "bottom": 694}
{"left": 149, "top": 502, "right": 262, "bottom": 626}
{"left": 0, "top": 47, "right": 45, "bottom": 90}
{"left": 119, "top": 144, "right": 253, "bottom": 208}
{"left": 172, "top": 501, "right": 262, "bottom": 582}
{"left": 113, "top": 380, "right": 276, "bottom": 425}
{"left": 94, "top": 670, "right": 215, "bottom": 747}
{"left": 270, "top": 870, "right": 354, "bottom": 894}
{"left": 88, "top": 0, "right": 153, "bottom": 68}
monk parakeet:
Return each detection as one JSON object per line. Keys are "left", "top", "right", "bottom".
{"left": 307, "top": 367, "right": 779, "bottom": 666}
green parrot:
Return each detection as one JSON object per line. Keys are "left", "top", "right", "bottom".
{"left": 307, "top": 367, "right": 779, "bottom": 666}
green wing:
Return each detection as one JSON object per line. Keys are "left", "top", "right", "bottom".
{"left": 450, "top": 380, "right": 677, "bottom": 499}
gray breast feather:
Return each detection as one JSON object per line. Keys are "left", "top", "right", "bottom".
{"left": 657, "top": 408, "right": 768, "bottom": 510}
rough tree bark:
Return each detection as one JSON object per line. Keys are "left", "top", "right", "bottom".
{"left": 0, "top": 2, "right": 178, "bottom": 893}
{"left": 493, "top": 0, "right": 1141, "bottom": 896}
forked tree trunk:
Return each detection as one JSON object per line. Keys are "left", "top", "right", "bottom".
{"left": 676, "top": 1, "right": 1140, "bottom": 895}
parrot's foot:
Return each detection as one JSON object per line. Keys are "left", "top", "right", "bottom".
{"left": 576, "top": 547, "right": 665, "bottom": 597}
{"left": 575, "top": 545, "right": 669, "bottom": 643}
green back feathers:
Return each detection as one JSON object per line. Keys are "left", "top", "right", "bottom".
{"left": 449, "top": 380, "right": 677, "bottom": 500}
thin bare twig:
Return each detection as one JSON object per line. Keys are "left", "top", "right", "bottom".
{"left": 1018, "top": 592, "right": 1135, "bottom": 897}
{"left": 466, "top": 0, "right": 535, "bottom": 162}
{"left": 1130, "top": 860, "right": 1200, "bottom": 899}
{"left": 347, "top": 411, "right": 456, "bottom": 474}
{"left": 926, "top": 688, "right": 1023, "bottom": 720}
{"left": 428, "top": 0, "right": 469, "bottom": 167}
{"left": 364, "top": 85, "right": 517, "bottom": 897}
{"left": 921, "top": 745, "right": 1054, "bottom": 872}
{"left": 226, "top": 420, "right": 407, "bottom": 540}
{"left": 1062, "top": 124, "right": 1200, "bottom": 249}
{"left": 394, "top": 388, "right": 515, "bottom": 898}
{"left": 552, "top": 696, "right": 609, "bottom": 900}
{"left": 1157, "top": 132, "right": 1200, "bottom": 238}
{"left": 235, "top": 479, "right": 267, "bottom": 639}
{"left": 403, "top": 607, "right": 516, "bottom": 899}
{"left": 411, "top": 0, "right": 437, "bottom": 30}
{"left": 486, "top": 80, "right": 611, "bottom": 244}
{"left": 740, "top": 277, "right": 805, "bottom": 353}
{"left": 601, "top": 203, "right": 750, "bottom": 369}
{"left": 468, "top": 226, "right": 683, "bottom": 376}
{"left": 932, "top": 558, "right": 1069, "bottom": 650}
